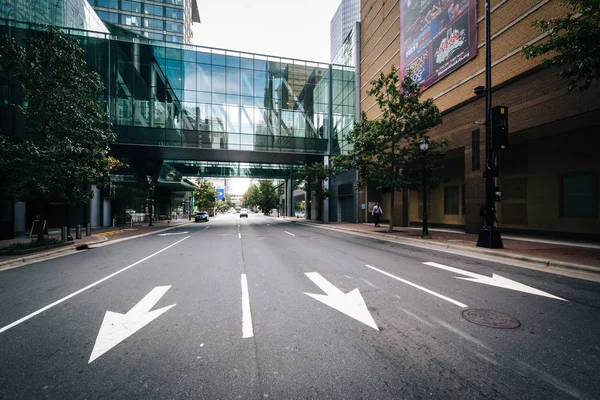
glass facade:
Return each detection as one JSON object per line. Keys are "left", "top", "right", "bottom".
{"left": 88, "top": 0, "right": 198, "bottom": 44}
{"left": 330, "top": 0, "right": 360, "bottom": 65}
{"left": 0, "top": 20, "right": 355, "bottom": 159}
{"left": 0, "top": 0, "right": 109, "bottom": 33}
{"left": 106, "top": 38, "right": 354, "bottom": 154}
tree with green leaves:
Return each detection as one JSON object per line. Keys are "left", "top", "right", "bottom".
{"left": 0, "top": 27, "right": 118, "bottom": 240}
{"left": 256, "top": 180, "right": 279, "bottom": 215}
{"left": 334, "top": 67, "right": 447, "bottom": 233}
{"left": 193, "top": 180, "right": 218, "bottom": 212}
{"left": 296, "top": 162, "right": 335, "bottom": 221}
{"left": 523, "top": 0, "right": 600, "bottom": 91}
{"left": 242, "top": 184, "right": 260, "bottom": 209}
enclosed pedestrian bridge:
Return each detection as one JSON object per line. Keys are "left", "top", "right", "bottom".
{"left": 1, "top": 17, "right": 357, "bottom": 226}
{"left": 82, "top": 28, "right": 358, "bottom": 184}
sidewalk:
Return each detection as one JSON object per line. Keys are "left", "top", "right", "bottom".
{"left": 282, "top": 217, "right": 600, "bottom": 274}
{"left": 0, "top": 219, "right": 193, "bottom": 270}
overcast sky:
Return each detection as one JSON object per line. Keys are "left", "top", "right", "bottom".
{"left": 192, "top": 0, "right": 342, "bottom": 63}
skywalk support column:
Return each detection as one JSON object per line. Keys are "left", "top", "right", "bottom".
{"left": 323, "top": 156, "right": 330, "bottom": 223}
{"left": 286, "top": 178, "right": 293, "bottom": 218}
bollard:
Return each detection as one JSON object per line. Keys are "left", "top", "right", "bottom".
{"left": 86, "top": 223, "right": 91, "bottom": 236}
{"left": 61, "top": 226, "right": 68, "bottom": 242}
{"left": 130, "top": 218, "right": 133, "bottom": 228}
{"left": 76, "top": 224, "right": 82, "bottom": 239}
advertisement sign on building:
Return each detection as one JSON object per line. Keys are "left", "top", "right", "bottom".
{"left": 400, "top": 0, "right": 477, "bottom": 88}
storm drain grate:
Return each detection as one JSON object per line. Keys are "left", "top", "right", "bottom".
{"left": 461, "top": 309, "right": 520, "bottom": 329}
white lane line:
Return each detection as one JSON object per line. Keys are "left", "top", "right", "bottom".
{"left": 241, "top": 274, "right": 254, "bottom": 338}
{"left": 204, "top": 226, "right": 210, "bottom": 230}
{"left": 284, "top": 231, "right": 295, "bottom": 237}
{"left": 238, "top": 233, "right": 241, "bottom": 239}
{"left": 266, "top": 224, "right": 270, "bottom": 226}
{"left": 0, "top": 236, "right": 191, "bottom": 335}
{"left": 365, "top": 264, "right": 468, "bottom": 308}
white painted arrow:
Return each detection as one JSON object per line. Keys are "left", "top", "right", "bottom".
{"left": 89, "top": 286, "right": 176, "bottom": 363}
{"left": 422, "top": 262, "right": 566, "bottom": 301}
{"left": 304, "top": 272, "right": 379, "bottom": 331}
{"left": 158, "top": 231, "right": 188, "bottom": 236}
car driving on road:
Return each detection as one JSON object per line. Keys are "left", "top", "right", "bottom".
{"left": 195, "top": 211, "right": 209, "bottom": 222}
{"left": 239, "top": 208, "right": 248, "bottom": 218}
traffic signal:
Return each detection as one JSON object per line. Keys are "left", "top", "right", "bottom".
{"left": 490, "top": 106, "right": 508, "bottom": 152}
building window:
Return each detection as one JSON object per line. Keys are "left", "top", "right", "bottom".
{"left": 444, "top": 185, "right": 459, "bottom": 215}
{"left": 96, "top": 10, "right": 118, "bottom": 24}
{"left": 166, "top": 21, "right": 183, "bottom": 33}
{"left": 96, "top": 0, "right": 118, "bottom": 8}
{"left": 121, "top": 14, "right": 140, "bottom": 27}
{"left": 121, "top": 0, "right": 141, "bottom": 13}
{"left": 166, "top": 35, "right": 184, "bottom": 43}
{"left": 472, "top": 129, "right": 480, "bottom": 171}
{"left": 144, "top": 4, "right": 164, "bottom": 17}
{"left": 165, "top": 7, "right": 184, "bottom": 19}
{"left": 165, "top": 0, "right": 183, "bottom": 5}
{"left": 144, "top": 18, "right": 163, "bottom": 30}
{"left": 144, "top": 32, "right": 164, "bottom": 41}
{"left": 561, "top": 172, "right": 598, "bottom": 218}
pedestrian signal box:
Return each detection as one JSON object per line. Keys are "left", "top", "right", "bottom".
{"left": 491, "top": 106, "right": 508, "bottom": 152}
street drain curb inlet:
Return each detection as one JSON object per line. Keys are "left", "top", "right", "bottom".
{"left": 461, "top": 309, "right": 520, "bottom": 329}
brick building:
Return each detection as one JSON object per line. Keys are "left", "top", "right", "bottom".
{"left": 358, "top": 0, "right": 600, "bottom": 238}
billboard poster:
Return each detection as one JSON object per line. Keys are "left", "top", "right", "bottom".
{"left": 400, "top": 0, "right": 477, "bottom": 88}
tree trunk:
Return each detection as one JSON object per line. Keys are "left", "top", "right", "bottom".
{"left": 388, "top": 190, "right": 395, "bottom": 233}
{"left": 306, "top": 190, "right": 312, "bottom": 220}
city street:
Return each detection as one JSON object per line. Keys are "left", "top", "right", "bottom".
{"left": 1, "top": 213, "right": 599, "bottom": 399}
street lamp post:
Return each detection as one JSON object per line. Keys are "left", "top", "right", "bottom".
{"left": 477, "top": 0, "right": 503, "bottom": 248}
{"left": 419, "top": 137, "right": 430, "bottom": 238}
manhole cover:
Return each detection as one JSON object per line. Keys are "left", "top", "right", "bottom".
{"left": 461, "top": 309, "right": 520, "bottom": 329}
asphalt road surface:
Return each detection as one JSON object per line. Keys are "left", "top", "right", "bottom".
{"left": 1, "top": 213, "right": 599, "bottom": 399}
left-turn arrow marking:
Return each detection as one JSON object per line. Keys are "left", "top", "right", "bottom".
{"left": 89, "top": 286, "right": 175, "bottom": 363}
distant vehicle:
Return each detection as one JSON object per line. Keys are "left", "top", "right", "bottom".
{"left": 195, "top": 211, "right": 209, "bottom": 222}
{"left": 240, "top": 208, "right": 248, "bottom": 218}
{"left": 126, "top": 209, "right": 136, "bottom": 214}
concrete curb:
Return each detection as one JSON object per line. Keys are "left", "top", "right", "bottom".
{"left": 0, "top": 236, "right": 106, "bottom": 271}
{"left": 289, "top": 221, "right": 600, "bottom": 275}
{"left": 86, "top": 222, "right": 194, "bottom": 248}
{"left": 0, "top": 223, "right": 192, "bottom": 271}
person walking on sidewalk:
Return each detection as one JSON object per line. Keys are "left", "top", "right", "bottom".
{"left": 372, "top": 202, "right": 382, "bottom": 227}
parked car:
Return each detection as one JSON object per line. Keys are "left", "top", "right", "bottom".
{"left": 195, "top": 211, "right": 209, "bottom": 222}
{"left": 240, "top": 208, "right": 248, "bottom": 218}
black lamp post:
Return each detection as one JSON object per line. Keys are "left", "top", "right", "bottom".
{"left": 419, "top": 137, "right": 430, "bottom": 238}
{"left": 477, "top": 0, "right": 503, "bottom": 248}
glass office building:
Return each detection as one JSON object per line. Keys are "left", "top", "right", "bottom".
{"left": 0, "top": 0, "right": 108, "bottom": 33}
{"left": 88, "top": 0, "right": 200, "bottom": 44}
{"left": 330, "top": 0, "right": 360, "bottom": 65}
